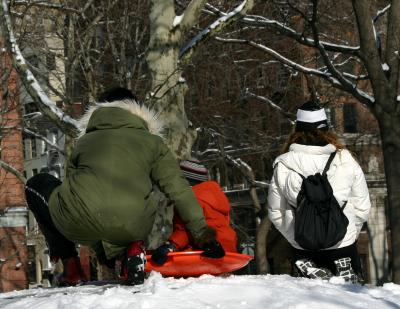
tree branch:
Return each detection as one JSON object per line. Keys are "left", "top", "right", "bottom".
{"left": 374, "top": 4, "right": 391, "bottom": 22}
{"left": 385, "top": 0, "right": 400, "bottom": 93}
{"left": 23, "top": 128, "right": 66, "bottom": 155}
{"left": 0, "top": 160, "right": 26, "bottom": 184}
{"left": 12, "top": 0, "right": 80, "bottom": 14}
{"left": 0, "top": 0, "right": 79, "bottom": 136}
{"left": 352, "top": 0, "right": 389, "bottom": 101}
{"left": 215, "top": 37, "right": 375, "bottom": 105}
{"left": 241, "top": 15, "right": 360, "bottom": 55}
{"left": 179, "top": 0, "right": 254, "bottom": 60}
{"left": 179, "top": 0, "right": 207, "bottom": 32}
{"left": 245, "top": 91, "right": 296, "bottom": 125}
{"left": 308, "top": 1, "right": 369, "bottom": 105}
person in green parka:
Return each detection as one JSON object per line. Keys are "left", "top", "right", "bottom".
{"left": 25, "top": 88, "right": 225, "bottom": 286}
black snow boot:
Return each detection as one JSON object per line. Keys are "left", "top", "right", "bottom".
{"left": 120, "top": 241, "right": 146, "bottom": 285}
{"left": 334, "top": 257, "right": 358, "bottom": 284}
{"left": 295, "top": 259, "right": 333, "bottom": 280}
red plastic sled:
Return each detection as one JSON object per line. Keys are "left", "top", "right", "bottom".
{"left": 145, "top": 251, "right": 253, "bottom": 277}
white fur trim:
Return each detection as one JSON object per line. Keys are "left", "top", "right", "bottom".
{"left": 296, "top": 108, "right": 327, "bottom": 123}
{"left": 76, "top": 99, "right": 164, "bottom": 139}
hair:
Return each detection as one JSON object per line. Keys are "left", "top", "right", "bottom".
{"left": 282, "top": 130, "right": 345, "bottom": 153}
{"left": 97, "top": 87, "right": 137, "bottom": 103}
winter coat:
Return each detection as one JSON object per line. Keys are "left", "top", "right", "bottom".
{"left": 267, "top": 143, "right": 371, "bottom": 250}
{"left": 169, "top": 181, "right": 238, "bottom": 253}
{"left": 48, "top": 99, "right": 207, "bottom": 259}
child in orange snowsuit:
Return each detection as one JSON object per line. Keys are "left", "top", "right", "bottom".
{"left": 151, "top": 159, "right": 237, "bottom": 265}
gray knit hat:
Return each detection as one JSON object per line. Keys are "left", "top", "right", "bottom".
{"left": 179, "top": 158, "right": 209, "bottom": 184}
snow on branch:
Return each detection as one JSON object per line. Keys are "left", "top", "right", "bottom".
{"left": 179, "top": 0, "right": 254, "bottom": 59}
{"left": 225, "top": 154, "right": 269, "bottom": 191}
{"left": 201, "top": 147, "right": 269, "bottom": 190}
{"left": 216, "top": 37, "right": 332, "bottom": 76}
{"left": 307, "top": 4, "right": 373, "bottom": 106}
{"left": 173, "top": 14, "right": 184, "bottom": 28}
{"left": 203, "top": 3, "right": 226, "bottom": 17}
{"left": 0, "top": 160, "right": 26, "bottom": 184}
{"left": 318, "top": 56, "right": 368, "bottom": 81}
{"left": 215, "top": 37, "right": 375, "bottom": 106}
{"left": 374, "top": 4, "right": 391, "bottom": 22}
{"left": 1, "top": 0, "right": 79, "bottom": 136}
{"left": 245, "top": 91, "right": 295, "bottom": 125}
{"left": 12, "top": 0, "right": 80, "bottom": 14}
{"left": 23, "top": 128, "right": 66, "bottom": 155}
{"left": 242, "top": 15, "right": 360, "bottom": 55}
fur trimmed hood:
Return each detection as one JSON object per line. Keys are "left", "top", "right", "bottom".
{"left": 76, "top": 99, "right": 164, "bottom": 139}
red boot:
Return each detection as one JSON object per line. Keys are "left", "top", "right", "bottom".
{"left": 56, "top": 256, "right": 87, "bottom": 286}
{"left": 120, "top": 241, "right": 146, "bottom": 285}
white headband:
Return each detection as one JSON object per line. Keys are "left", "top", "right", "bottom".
{"left": 296, "top": 108, "right": 327, "bottom": 123}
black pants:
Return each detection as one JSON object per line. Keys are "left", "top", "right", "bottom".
{"left": 25, "top": 173, "right": 77, "bottom": 260}
{"left": 292, "top": 242, "right": 362, "bottom": 276}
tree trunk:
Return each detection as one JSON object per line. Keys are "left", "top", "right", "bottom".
{"left": 256, "top": 216, "right": 270, "bottom": 274}
{"left": 146, "top": 0, "right": 196, "bottom": 159}
{"left": 378, "top": 112, "right": 400, "bottom": 283}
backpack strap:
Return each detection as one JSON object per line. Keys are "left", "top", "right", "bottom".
{"left": 273, "top": 161, "right": 305, "bottom": 180}
{"left": 322, "top": 151, "right": 337, "bottom": 175}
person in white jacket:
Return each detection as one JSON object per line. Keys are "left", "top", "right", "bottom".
{"left": 267, "top": 101, "right": 371, "bottom": 283}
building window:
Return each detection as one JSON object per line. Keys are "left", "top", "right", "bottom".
{"left": 343, "top": 104, "right": 357, "bottom": 133}
{"left": 24, "top": 102, "right": 39, "bottom": 114}
{"left": 32, "top": 168, "right": 38, "bottom": 176}
{"left": 31, "top": 138, "right": 37, "bottom": 158}
{"left": 23, "top": 138, "right": 29, "bottom": 159}
{"left": 24, "top": 138, "right": 37, "bottom": 159}
{"left": 46, "top": 52, "right": 56, "bottom": 71}
{"left": 26, "top": 55, "right": 39, "bottom": 69}
{"left": 276, "top": 66, "right": 289, "bottom": 92}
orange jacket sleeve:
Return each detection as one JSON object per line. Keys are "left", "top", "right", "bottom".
{"left": 169, "top": 214, "right": 191, "bottom": 250}
{"left": 169, "top": 181, "right": 238, "bottom": 253}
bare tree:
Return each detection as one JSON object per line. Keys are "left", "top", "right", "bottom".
{"left": 1, "top": 0, "right": 254, "bottom": 157}
{"left": 213, "top": 0, "right": 399, "bottom": 281}
{"left": 1, "top": 0, "right": 263, "bottom": 282}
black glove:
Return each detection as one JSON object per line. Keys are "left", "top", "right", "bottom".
{"left": 151, "top": 242, "right": 176, "bottom": 265}
{"left": 200, "top": 240, "right": 225, "bottom": 259}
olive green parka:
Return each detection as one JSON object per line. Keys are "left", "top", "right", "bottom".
{"left": 48, "top": 99, "right": 207, "bottom": 259}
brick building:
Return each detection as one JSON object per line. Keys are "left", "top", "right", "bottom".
{"left": 0, "top": 47, "right": 28, "bottom": 292}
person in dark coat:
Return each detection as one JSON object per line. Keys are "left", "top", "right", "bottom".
{"left": 25, "top": 88, "right": 224, "bottom": 286}
{"left": 151, "top": 159, "right": 236, "bottom": 266}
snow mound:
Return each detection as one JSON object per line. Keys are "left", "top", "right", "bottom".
{"left": 1, "top": 272, "right": 400, "bottom": 309}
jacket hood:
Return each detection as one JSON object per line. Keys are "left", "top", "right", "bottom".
{"left": 274, "top": 143, "right": 338, "bottom": 173}
{"left": 76, "top": 99, "right": 164, "bottom": 139}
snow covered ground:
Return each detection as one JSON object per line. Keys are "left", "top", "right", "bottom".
{"left": 1, "top": 272, "right": 400, "bottom": 309}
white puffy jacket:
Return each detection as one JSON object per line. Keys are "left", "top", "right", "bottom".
{"left": 267, "top": 143, "right": 371, "bottom": 250}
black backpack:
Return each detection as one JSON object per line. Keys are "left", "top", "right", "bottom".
{"left": 283, "top": 152, "right": 349, "bottom": 251}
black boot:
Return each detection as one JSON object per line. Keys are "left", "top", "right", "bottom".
{"left": 334, "top": 257, "right": 358, "bottom": 284}
{"left": 295, "top": 259, "right": 333, "bottom": 280}
{"left": 120, "top": 241, "right": 146, "bottom": 285}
